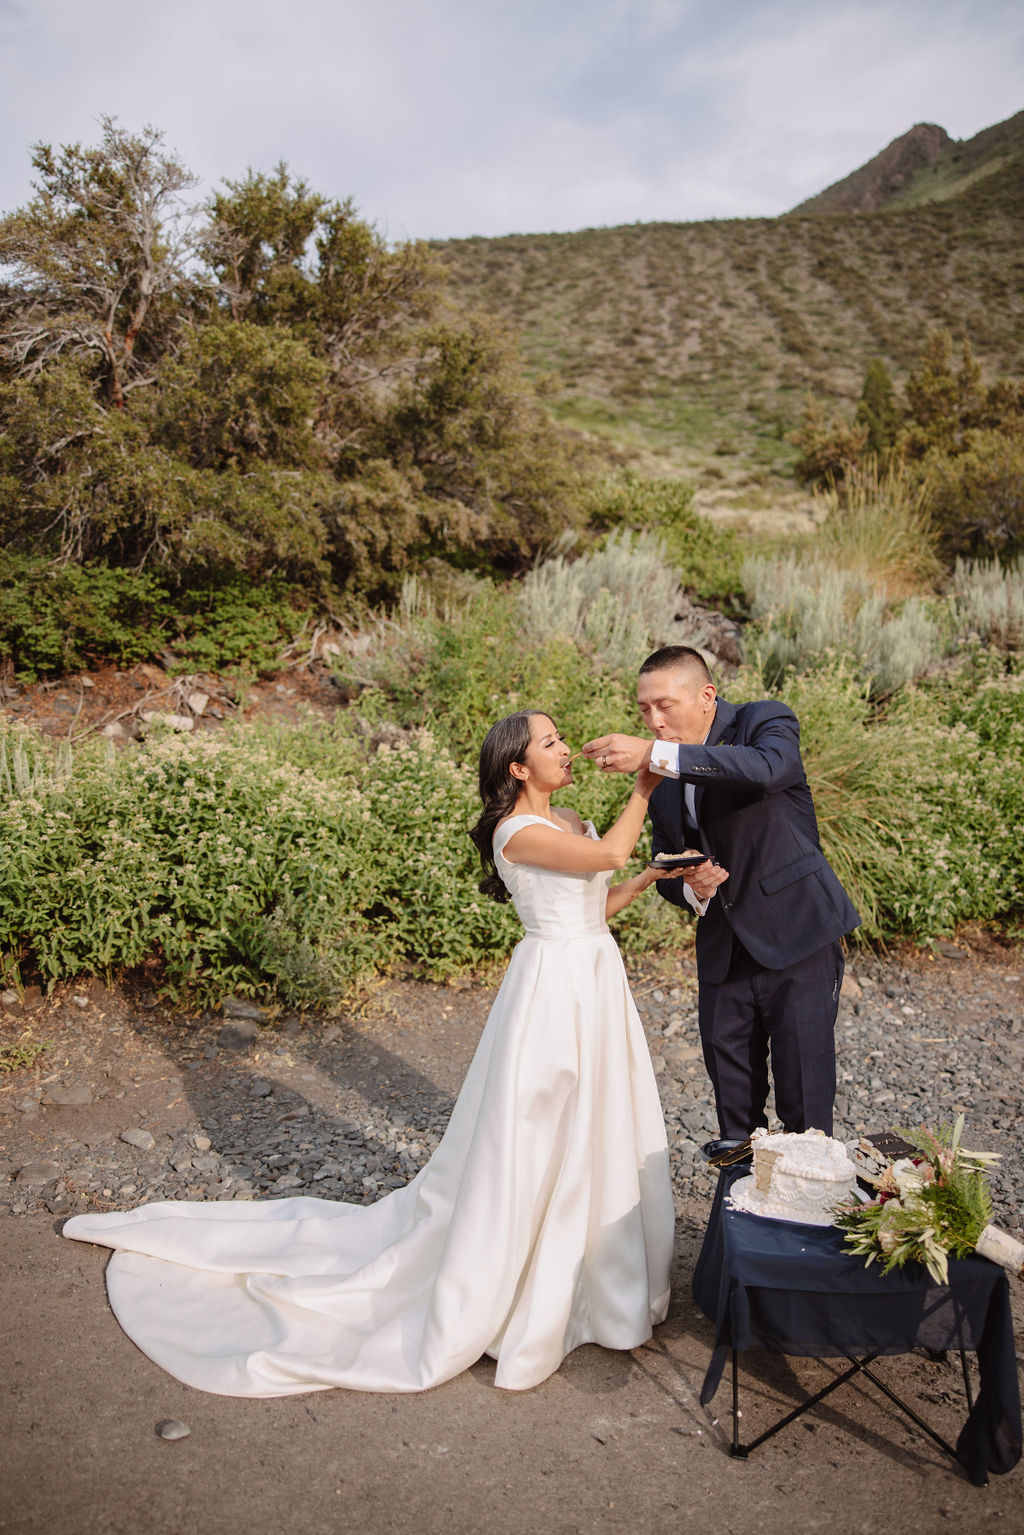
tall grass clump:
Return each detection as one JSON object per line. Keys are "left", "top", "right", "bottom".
{"left": 813, "top": 457, "right": 942, "bottom": 597}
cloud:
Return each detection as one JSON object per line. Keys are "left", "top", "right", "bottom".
{"left": 0, "top": 0, "right": 1020, "bottom": 238}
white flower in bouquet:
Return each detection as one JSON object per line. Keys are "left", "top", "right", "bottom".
{"left": 836, "top": 1116, "right": 1023, "bottom": 1287}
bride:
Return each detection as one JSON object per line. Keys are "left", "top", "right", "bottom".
{"left": 63, "top": 709, "right": 679, "bottom": 1397}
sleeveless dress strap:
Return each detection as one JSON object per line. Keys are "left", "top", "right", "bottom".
{"left": 492, "top": 814, "right": 565, "bottom": 860}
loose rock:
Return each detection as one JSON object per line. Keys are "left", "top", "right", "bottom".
{"left": 218, "top": 1019, "right": 258, "bottom": 1048}
{"left": 44, "top": 1085, "right": 94, "bottom": 1106}
{"left": 15, "top": 1161, "right": 61, "bottom": 1187}
{"left": 155, "top": 1420, "right": 191, "bottom": 1441}
{"left": 224, "top": 998, "right": 272, "bottom": 1022}
{"left": 120, "top": 1128, "right": 156, "bottom": 1152}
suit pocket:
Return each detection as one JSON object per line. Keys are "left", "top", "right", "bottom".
{"left": 759, "top": 850, "right": 821, "bottom": 896}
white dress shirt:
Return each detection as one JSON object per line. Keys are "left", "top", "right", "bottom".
{"left": 649, "top": 736, "right": 713, "bottom": 915}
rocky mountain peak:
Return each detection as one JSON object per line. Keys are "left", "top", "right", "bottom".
{"left": 792, "top": 122, "right": 953, "bottom": 214}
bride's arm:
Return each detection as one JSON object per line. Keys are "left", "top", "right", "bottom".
{"left": 605, "top": 865, "right": 660, "bottom": 917}
{"left": 605, "top": 863, "right": 688, "bottom": 918}
{"left": 501, "top": 772, "right": 659, "bottom": 873}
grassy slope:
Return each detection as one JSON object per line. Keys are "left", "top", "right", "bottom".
{"left": 434, "top": 112, "right": 1024, "bottom": 486}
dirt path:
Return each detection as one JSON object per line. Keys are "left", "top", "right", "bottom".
{"left": 3, "top": 963, "right": 1022, "bottom": 1535}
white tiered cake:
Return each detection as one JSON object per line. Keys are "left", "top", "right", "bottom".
{"left": 727, "top": 1128, "right": 860, "bottom": 1226}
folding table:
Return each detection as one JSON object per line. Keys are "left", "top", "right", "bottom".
{"left": 692, "top": 1165, "right": 1022, "bottom": 1486}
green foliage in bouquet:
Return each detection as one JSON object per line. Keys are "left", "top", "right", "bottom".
{"left": 834, "top": 1116, "right": 998, "bottom": 1286}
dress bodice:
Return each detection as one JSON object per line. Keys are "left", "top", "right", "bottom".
{"left": 493, "top": 814, "right": 612, "bottom": 938}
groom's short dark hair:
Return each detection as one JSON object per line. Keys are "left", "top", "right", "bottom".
{"left": 639, "top": 646, "right": 714, "bottom": 685}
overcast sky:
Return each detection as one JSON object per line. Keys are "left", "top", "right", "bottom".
{"left": 1, "top": 0, "right": 1021, "bottom": 242}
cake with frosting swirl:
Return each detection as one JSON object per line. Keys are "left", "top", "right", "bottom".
{"left": 727, "top": 1128, "right": 859, "bottom": 1225}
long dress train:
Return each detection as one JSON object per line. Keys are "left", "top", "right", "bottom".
{"left": 63, "top": 815, "right": 674, "bottom": 1396}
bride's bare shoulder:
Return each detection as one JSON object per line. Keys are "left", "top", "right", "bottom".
{"left": 552, "top": 806, "right": 585, "bottom": 834}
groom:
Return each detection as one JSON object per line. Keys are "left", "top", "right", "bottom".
{"left": 583, "top": 645, "right": 860, "bottom": 1141}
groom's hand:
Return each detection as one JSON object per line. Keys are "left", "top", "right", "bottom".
{"left": 684, "top": 861, "right": 729, "bottom": 900}
{"left": 582, "top": 734, "right": 653, "bottom": 773}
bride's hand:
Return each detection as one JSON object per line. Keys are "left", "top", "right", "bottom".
{"left": 637, "top": 861, "right": 688, "bottom": 890}
{"left": 634, "top": 765, "right": 661, "bottom": 797}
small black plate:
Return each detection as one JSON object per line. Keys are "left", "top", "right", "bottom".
{"left": 648, "top": 852, "right": 708, "bottom": 870}
{"left": 699, "top": 1138, "right": 753, "bottom": 1166}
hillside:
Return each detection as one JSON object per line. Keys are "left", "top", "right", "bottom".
{"left": 435, "top": 111, "right": 1024, "bottom": 491}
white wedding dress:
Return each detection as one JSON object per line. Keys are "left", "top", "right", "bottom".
{"left": 63, "top": 815, "right": 674, "bottom": 1397}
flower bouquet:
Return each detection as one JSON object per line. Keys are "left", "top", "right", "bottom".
{"left": 835, "top": 1116, "right": 1024, "bottom": 1286}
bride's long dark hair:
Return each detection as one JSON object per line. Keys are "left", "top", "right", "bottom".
{"left": 469, "top": 708, "right": 550, "bottom": 904}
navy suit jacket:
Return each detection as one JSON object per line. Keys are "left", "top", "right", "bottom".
{"left": 649, "top": 697, "right": 860, "bottom": 983}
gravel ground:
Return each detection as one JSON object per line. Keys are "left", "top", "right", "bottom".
{"left": 3, "top": 942, "right": 1023, "bottom": 1535}
{"left": 2, "top": 939, "right": 1022, "bottom": 1241}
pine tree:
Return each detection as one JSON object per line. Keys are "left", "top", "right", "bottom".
{"left": 855, "top": 359, "right": 899, "bottom": 457}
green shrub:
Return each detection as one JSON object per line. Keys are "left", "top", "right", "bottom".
{"left": 0, "top": 722, "right": 395, "bottom": 1000}
{"left": 0, "top": 711, "right": 683, "bottom": 1005}
{"left": 741, "top": 552, "right": 948, "bottom": 694}
{"left": 789, "top": 394, "right": 868, "bottom": 489}
{"left": 167, "top": 579, "right": 314, "bottom": 677}
{"left": 582, "top": 474, "right": 744, "bottom": 605}
{"left": 951, "top": 556, "right": 1024, "bottom": 648}
{"left": 0, "top": 555, "right": 173, "bottom": 680}
{"left": 0, "top": 555, "right": 315, "bottom": 682}
{"left": 926, "top": 430, "right": 1024, "bottom": 561}
{"left": 881, "top": 657, "right": 1024, "bottom": 933}
{"left": 855, "top": 360, "right": 900, "bottom": 457}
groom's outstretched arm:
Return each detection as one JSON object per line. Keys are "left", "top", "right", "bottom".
{"left": 581, "top": 734, "right": 653, "bottom": 773}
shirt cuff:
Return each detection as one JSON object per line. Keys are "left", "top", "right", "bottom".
{"left": 649, "top": 740, "right": 681, "bottom": 778}
{"left": 683, "top": 884, "right": 712, "bottom": 917}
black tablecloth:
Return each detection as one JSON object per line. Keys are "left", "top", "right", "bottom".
{"left": 692, "top": 1166, "right": 1022, "bottom": 1485}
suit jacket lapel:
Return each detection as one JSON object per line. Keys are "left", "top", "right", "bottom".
{"left": 694, "top": 699, "right": 738, "bottom": 826}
